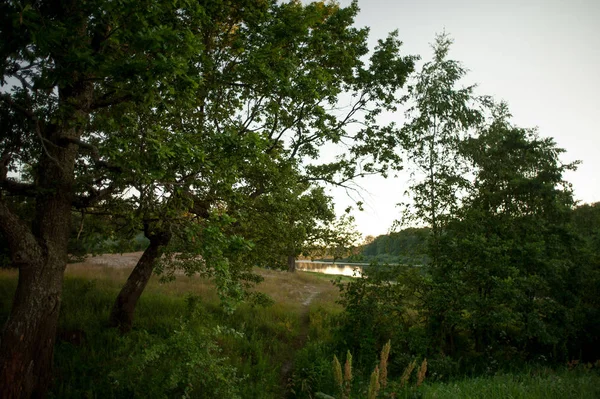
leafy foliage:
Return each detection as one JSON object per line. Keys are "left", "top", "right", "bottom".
{"left": 76, "top": 0, "right": 416, "bottom": 310}
{"left": 334, "top": 37, "right": 599, "bottom": 387}
{"left": 109, "top": 322, "right": 241, "bottom": 399}
{"left": 400, "top": 33, "right": 486, "bottom": 236}
{"left": 569, "top": 202, "right": 600, "bottom": 361}
{"left": 335, "top": 265, "right": 425, "bottom": 367}
{"left": 427, "top": 106, "right": 579, "bottom": 362}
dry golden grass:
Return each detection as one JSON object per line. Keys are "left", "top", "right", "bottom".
{"left": 379, "top": 339, "right": 391, "bottom": 388}
{"left": 0, "top": 269, "right": 17, "bottom": 279}
{"left": 3, "top": 253, "right": 342, "bottom": 311}
{"left": 252, "top": 267, "right": 341, "bottom": 310}
{"left": 64, "top": 257, "right": 221, "bottom": 302}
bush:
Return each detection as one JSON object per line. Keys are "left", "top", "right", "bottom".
{"left": 334, "top": 264, "right": 425, "bottom": 366}
{"left": 290, "top": 342, "right": 339, "bottom": 399}
{"left": 109, "top": 321, "right": 241, "bottom": 399}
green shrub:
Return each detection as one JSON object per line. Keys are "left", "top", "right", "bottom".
{"left": 334, "top": 265, "right": 425, "bottom": 366}
{"left": 290, "top": 342, "right": 338, "bottom": 399}
{"left": 109, "top": 322, "right": 241, "bottom": 399}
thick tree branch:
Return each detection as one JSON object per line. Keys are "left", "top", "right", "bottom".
{"left": 249, "top": 184, "right": 265, "bottom": 200}
{"left": 59, "top": 137, "right": 123, "bottom": 173}
{"left": 73, "top": 184, "right": 119, "bottom": 209}
{"left": 90, "top": 93, "right": 133, "bottom": 110}
{"left": 0, "top": 151, "right": 11, "bottom": 181}
{"left": 187, "top": 195, "right": 211, "bottom": 219}
{"left": 0, "top": 200, "right": 42, "bottom": 265}
{"left": 0, "top": 179, "right": 37, "bottom": 197}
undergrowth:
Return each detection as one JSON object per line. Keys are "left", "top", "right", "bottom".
{"left": 0, "top": 268, "right": 598, "bottom": 399}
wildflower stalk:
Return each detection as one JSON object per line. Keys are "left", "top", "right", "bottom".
{"left": 333, "top": 355, "right": 343, "bottom": 395}
{"left": 379, "top": 340, "right": 391, "bottom": 389}
{"left": 400, "top": 359, "right": 416, "bottom": 388}
{"left": 416, "top": 358, "right": 428, "bottom": 387}
{"left": 343, "top": 351, "right": 353, "bottom": 399}
{"left": 368, "top": 365, "right": 380, "bottom": 399}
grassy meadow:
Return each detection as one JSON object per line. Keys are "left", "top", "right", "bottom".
{"left": 0, "top": 258, "right": 598, "bottom": 398}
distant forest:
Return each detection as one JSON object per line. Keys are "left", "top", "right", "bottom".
{"left": 346, "top": 201, "right": 600, "bottom": 265}
{"left": 346, "top": 227, "right": 430, "bottom": 264}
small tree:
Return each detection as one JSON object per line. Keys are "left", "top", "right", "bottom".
{"left": 400, "top": 32, "right": 486, "bottom": 263}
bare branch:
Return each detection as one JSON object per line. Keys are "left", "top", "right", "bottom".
{"left": 13, "top": 73, "right": 35, "bottom": 91}
{"left": 34, "top": 122, "right": 62, "bottom": 167}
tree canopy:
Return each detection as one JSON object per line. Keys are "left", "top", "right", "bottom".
{"left": 0, "top": 1, "right": 416, "bottom": 395}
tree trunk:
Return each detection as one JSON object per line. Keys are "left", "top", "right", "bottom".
{"left": 287, "top": 254, "right": 296, "bottom": 272}
{"left": 0, "top": 125, "right": 83, "bottom": 397}
{"left": 109, "top": 227, "right": 172, "bottom": 332}
{"left": 0, "top": 255, "right": 67, "bottom": 398}
{"left": 0, "top": 68, "right": 92, "bottom": 396}
{"left": 0, "top": 181, "right": 73, "bottom": 397}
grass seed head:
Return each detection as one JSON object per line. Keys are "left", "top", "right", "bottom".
{"left": 379, "top": 340, "right": 391, "bottom": 388}
{"left": 333, "top": 355, "right": 343, "bottom": 390}
{"left": 368, "top": 365, "right": 380, "bottom": 399}
{"left": 400, "top": 359, "right": 417, "bottom": 388}
{"left": 417, "top": 358, "right": 428, "bottom": 387}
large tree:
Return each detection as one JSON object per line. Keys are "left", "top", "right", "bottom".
{"left": 0, "top": 0, "right": 415, "bottom": 394}
{"left": 100, "top": 0, "right": 415, "bottom": 331}
{"left": 0, "top": 1, "right": 206, "bottom": 395}
{"left": 570, "top": 202, "right": 600, "bottom": 360}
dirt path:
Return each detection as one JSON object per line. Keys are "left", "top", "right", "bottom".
{"left": 302, "top": 288, "right": 320, "bottom": 306}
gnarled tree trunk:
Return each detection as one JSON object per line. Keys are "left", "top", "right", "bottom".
{"left": 109, "top": 226, "right": 172, "bottom": 332}
{"left": 0, "top": 107, "right": 86, "bottom": 397}
{"left": 0, "top": 252, "right": 67, "bottom": 398}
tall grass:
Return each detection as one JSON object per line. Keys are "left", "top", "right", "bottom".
{"left": 0, "top": 263, "right": 341, "bottom": 398}
{"left": 0, "top": 264, "right": 599, "bottom": 398}
{"left": 419, "top": 369, "right": 600, "bottom": 399}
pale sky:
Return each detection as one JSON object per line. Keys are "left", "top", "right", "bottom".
{"left": 328, "top": 0, "right": 600, "bottom": 238}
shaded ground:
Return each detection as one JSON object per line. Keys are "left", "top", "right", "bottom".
{"left": 279, "top": 282, "right": 323, "bottom": 388}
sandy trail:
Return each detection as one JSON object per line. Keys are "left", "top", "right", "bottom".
{"left": 302, "top": 287, "right": 320, "bottom": 306}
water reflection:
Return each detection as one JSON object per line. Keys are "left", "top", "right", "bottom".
{"left": 296, "top": 261, "right": 364, "bottom": 277}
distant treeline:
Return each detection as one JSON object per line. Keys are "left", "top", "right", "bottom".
{"left": 347, "top": 227, "right": 430, "bottom": 264}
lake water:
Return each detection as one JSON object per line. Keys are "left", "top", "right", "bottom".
{"left": 296, "top": 260, "right": 366, "bottom": 277}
